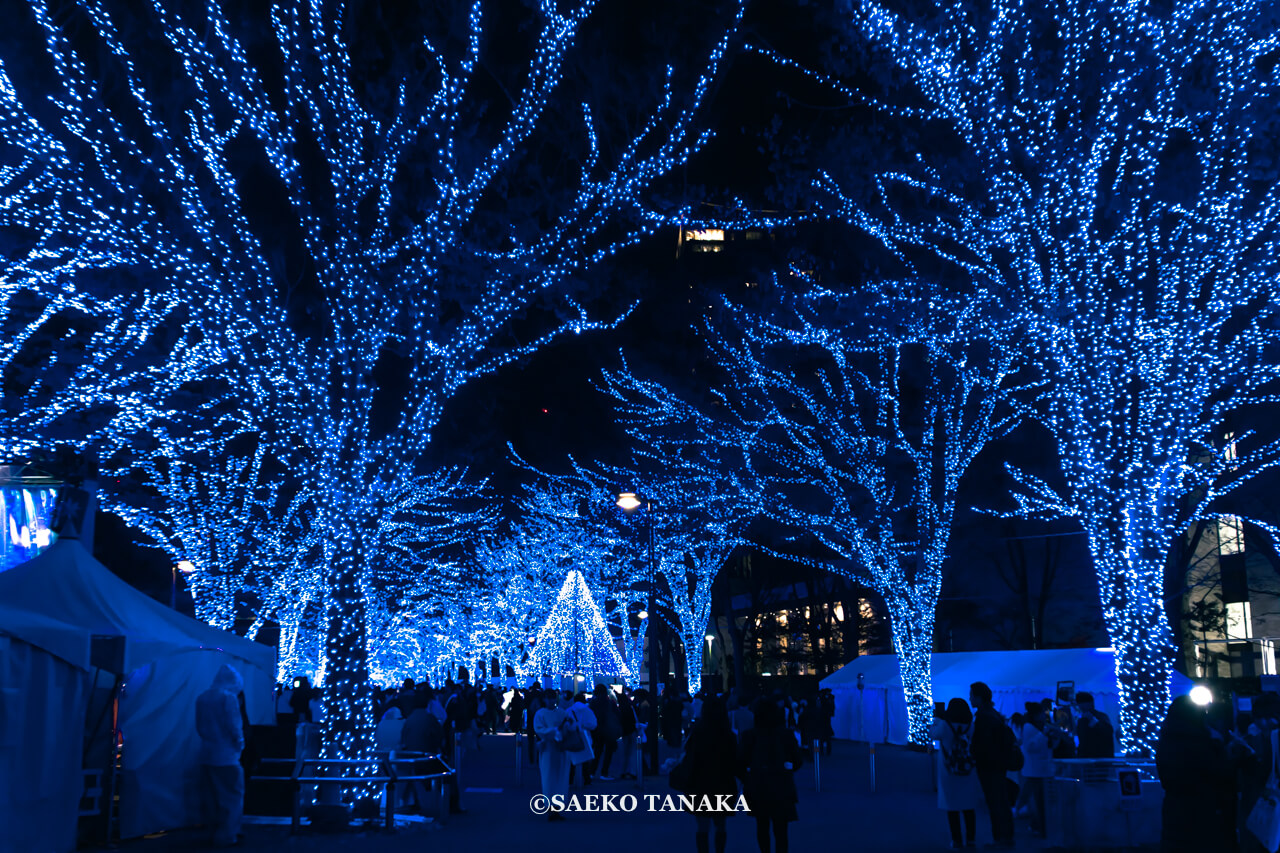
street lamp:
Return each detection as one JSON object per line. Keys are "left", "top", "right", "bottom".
{"left": 170, "top": 559, "right": 195, "bottom": 610}
{"left": 617, "top": 490, "right": 660, "bottom": 775}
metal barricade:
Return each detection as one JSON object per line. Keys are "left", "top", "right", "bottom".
{"left": 256, "top": 754, "right": 456, "bottom": 833}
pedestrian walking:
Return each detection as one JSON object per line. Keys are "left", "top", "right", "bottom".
{"left": 741, "top": 700, "right": 802, "bottom": 853}
{"left": 589, "top": 685, "right": 623, "bottom": 779}
{"left": 617, "top": 688, "right": 640, "bottom": 780}
{"left": 681, "top": 695, "right": 741, "bottom": 853}
{"left": 1019, "top": 702, "right": 1055, "bottom": 838}
{"left": 567, "top": 692, "right": 598, "bottom": 786}
{"left": 534, "top": 691, "right": 575, "bottom": 821}
{"left": 1157, "top": 695, "right": 1231, "bottom": 853}
{"left": 196, "top": 665, "right": 245, "bottom": 848}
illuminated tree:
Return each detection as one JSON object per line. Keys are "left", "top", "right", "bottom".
{"left": 1, "top": 0, "right": 758, "bottom": 758}
{"left": 100, "top": 441, "right": 312, "bottom": 632}
{"left": 524, "top": 568, "right": 631, "bottom": 682}
{"left": 821, "top": 0, "right": 1280, "bottom": 753}
{"left": 610, "top": 290, "right": 1031, "bottom": 741}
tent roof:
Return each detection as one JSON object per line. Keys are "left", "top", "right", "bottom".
{"left": 820, "top": 648, "right": 1193, "bottom": 694}
{"left": 0, "top": 539, "right": 274, "bottom": 677}
{"left": 0, "top": 605, "right": 92, "bottom": 670}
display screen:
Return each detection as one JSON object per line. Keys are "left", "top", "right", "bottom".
{"left": 0, "top": 486, "right": 58, "bottom": 573}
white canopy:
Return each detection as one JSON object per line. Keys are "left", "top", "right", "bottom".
{"left": 820, "top": 648, "right": 1193, "bottom": 745}
{"left": 0, "top": 607, "right": 93, "bottom": 853}
{"left": 0, "top": 539, "right": 277, "bottom": 841}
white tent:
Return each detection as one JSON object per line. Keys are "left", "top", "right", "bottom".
{"left": 820, "top": 648, "right": 1194, "bottom": 745}
{"left": 0, "top": 539, "right": 276, "bottom": 842}
{"left": 0, "top": 606, "right": 94, "bottom": 853}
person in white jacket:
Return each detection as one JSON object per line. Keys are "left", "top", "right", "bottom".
{"left": 196, "top": 664, "right": 245, "bottom": 847}
{"left": 932, "top": 698, "right": 983, "bottom": 849}
{"left": 1019, "top": 703, "right": 1056, "bottom": 838}
{"left": 534, "top": 691, "right": 575, "bottom": 820}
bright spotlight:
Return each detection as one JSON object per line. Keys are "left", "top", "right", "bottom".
{"left": 616, "top": 492, "right": 642, "bottom": 511}
{"left": 1190, "top": 685, "right": 1213, "bottom": 706}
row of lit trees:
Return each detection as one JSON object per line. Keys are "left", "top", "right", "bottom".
{"left": 4, "top": 0, "right": 1278, "bottom": 758}
{"left": 0, "top": 0, "right": 763, "bottom": 759}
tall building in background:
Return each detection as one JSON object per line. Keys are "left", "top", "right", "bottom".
{"left": 1181, "top": 438, "right": 1280, "bottom": 679}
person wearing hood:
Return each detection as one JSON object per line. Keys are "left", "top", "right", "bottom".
{"left": 197, "top": 664, "right": 246, "bottom": 847}
{"left": 374, "top": 706, "right": 405, "bottom": 755}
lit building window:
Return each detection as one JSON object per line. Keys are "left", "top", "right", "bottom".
{"left": 684, "top": 229, "right": 725, "bottom": 243}
{"left": 1226, "top": 601, "right": 1252, "bottom": 639}
{"left": 1219, "top": 515, "right": 1244, "bottom": 555}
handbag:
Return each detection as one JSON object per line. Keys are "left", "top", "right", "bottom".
{"left": 560, "top": 720, "right": 586, "bottom": 753}
{"left": 1248, "top": 730, "right": 1280, "bottom": 850}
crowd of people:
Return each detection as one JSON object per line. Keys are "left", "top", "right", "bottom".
{"left": 929, "top": 683, "right": 1116, "bottom": 849}
{"left": 199, "top": 665, "right": 1275, "bottom": 853}
{"left": 1155, "top": 689, "right": 1280, "bottom": 853}
{"left": 530, "top": 684, "right": 834, "bottom": 853}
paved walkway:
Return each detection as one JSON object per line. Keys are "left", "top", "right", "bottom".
{"left": 106, "top": 734, "right": 1123, "bottom": 853}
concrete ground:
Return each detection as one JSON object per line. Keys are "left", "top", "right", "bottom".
{"left": 104, "top": 734, "right": 1127, "bottom": 853}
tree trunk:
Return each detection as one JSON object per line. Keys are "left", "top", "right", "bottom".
{"left": 682, "top": 629, "right": 703, "bottom": 694}
{"left": 886, "top": 601, "right": 935, "bottom": 746}
{"left": 1100, "top": 552, "right": 1175, "bottom": 757}
{"left": 320, "top": 518, "right": 373, "bottom": 762}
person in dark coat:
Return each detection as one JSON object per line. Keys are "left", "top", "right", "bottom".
{"left": 289, "top": 677, "right": 313, "bottom": 722}
{"left": 1156, "top": 695, "right": 1231, "bottom": 853}
{"left": 740, "top": 700, "right": 801, "bottom": 853}
{"left": 1075, "top": 692, "right": 1115, "bottom": 758}
{"left": 589, "top": 686, "right": 623, "bottom": 779}
{"left": 1242, "top": 693, "right": 1280, "bottom": 853}
{"left": 798, "top": 701, "right": 821, "bottom": 750}
{"left": 664, "top": 691, "right": 685, "bottom": 748}
{"left": 401, "top": 694, "right": 446, "bottom": 754}
{"left": 969, "top": 681, "right": 1014, "bottom": 848}
{"left": 682, "top": 696, "right": 741, "bottom": 853}
{"left": 617, "top": 689, "right": 640, "bottom": 780}
{"left": 818, "top": 689, "right": 836, "bottom": 755}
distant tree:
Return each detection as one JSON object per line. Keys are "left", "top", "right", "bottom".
{"left": 606, "top": 286, "right": 1033, "bottom": 743}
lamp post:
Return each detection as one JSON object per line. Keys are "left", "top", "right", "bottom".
{"left": 618, "top": 491, "right": 660, "bottom": 775}
{"left": 705, "top": 633, "right": 715, "bottom": 688}
{"left": 170, "top": 560, "right": 195, "bottom": 610}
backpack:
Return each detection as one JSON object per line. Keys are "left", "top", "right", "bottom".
{"left": 942, "top": 725, "right": 975, "bottom": 776}
{"left": 1001, "top": 722, "right": 1024, "bottom": 772}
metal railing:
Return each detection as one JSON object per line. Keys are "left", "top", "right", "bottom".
{"left": 256, "top": 754, "right": 455, "bottom": 832}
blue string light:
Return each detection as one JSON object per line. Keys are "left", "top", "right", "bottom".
{"left": 1, "top": 0, "right": 762, "bottom": 761}
{"left": 606, "top": 289, "right": 1032, "bottom": 742}
{"left": 523, "top": 568, "right": 631, "bottom": 682}
{"left": 778, "top": 0, "right": 1280, "bottom": 754}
